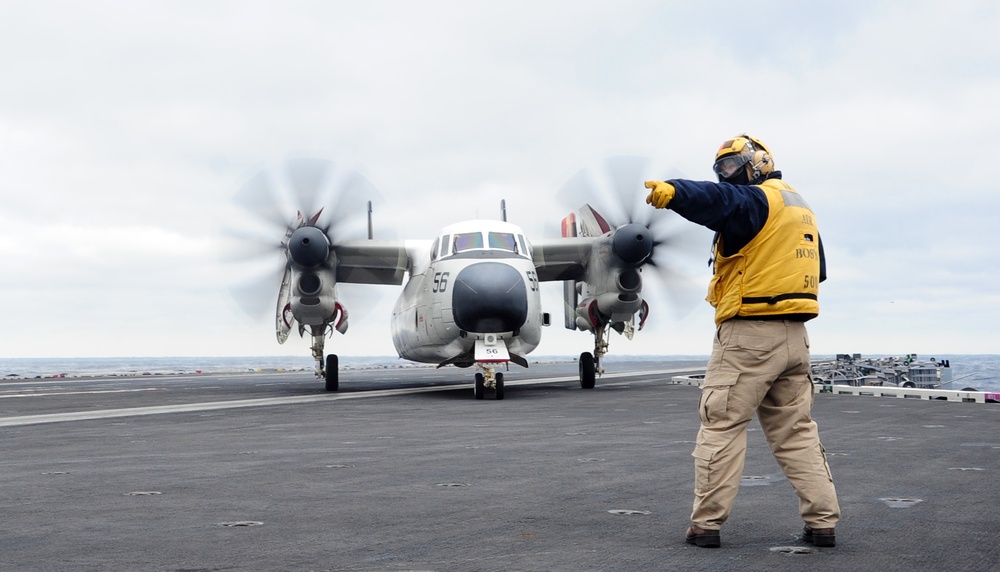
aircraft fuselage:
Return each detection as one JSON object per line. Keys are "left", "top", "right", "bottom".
{"left": 390, "top": 220, "right": 543, "bottom": 364}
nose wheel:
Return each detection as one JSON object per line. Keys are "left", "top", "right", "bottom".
{"left": 474, "top": 368, "right": 505, "bottom": 400}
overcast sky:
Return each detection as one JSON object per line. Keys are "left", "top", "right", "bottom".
{"left": 2, "top": 0, "right": 998, "bottom": 360}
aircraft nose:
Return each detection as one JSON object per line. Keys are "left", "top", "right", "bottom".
{"left": 452, "top": 262, "right": 528, "bottom": 333}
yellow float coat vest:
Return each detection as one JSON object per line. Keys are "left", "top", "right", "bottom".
{"left": 706, "top": 179, "right": 821, "bottom": 325}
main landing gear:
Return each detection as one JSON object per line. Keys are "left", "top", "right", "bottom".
{"left": 578, "top": 323, "right": 609, "bottom": 389}
{"left": 474, "top": 366, "right": 505, "bottom": 400}
{"left": 325, "top": 354, "right": 339, "bottom": 392}
{"left": 308, "top": 325, "right": 340, "bottom": 392}
{"left": 579, "top": 352, "right": 597, "bottom": 389}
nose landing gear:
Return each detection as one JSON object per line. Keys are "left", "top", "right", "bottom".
{"left": 474, "top": 367, "right": 505, "bottom": 400}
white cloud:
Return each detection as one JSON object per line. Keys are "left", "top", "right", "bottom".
{"left": 1, "top": 0, "right": 998, "bottom": 358}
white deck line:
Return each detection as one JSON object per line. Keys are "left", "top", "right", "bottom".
{"left": 669, "top": 374, "right": 999, "bottom": 404}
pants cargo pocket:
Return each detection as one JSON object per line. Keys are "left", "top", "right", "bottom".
{"left": 692, "top": 445, "right": 715, "bottom": 493}
{"left": 699, "top": 372, "right": 740, "bottom": 425}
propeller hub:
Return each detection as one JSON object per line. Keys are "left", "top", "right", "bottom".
{"left": 288, "top": 226, "right": 331, "bottom": 268}
{"left": 612, "top": 223, "right": 654, "bottom": 265}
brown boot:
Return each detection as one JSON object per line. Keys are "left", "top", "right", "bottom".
{"left": 802, "top": 526, "right": 836, "bottom": 547}
{"left": 685, "top": 524, "right": 721, "bottom": 548}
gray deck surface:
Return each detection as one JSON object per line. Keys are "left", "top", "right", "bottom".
{"left": 2, "top": 359, "right": 997, "bottom": 571}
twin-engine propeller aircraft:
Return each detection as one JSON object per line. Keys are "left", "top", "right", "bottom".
{"left": 227, "top": 157, "right": 704, "bottom": 399}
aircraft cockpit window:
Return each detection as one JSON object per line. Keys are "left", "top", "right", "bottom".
{"left": 453, "top": 232, "right": 483, "bottom": 252}
{"left": 439, "top": 235, "right": 451, "bottom": 257}
{"left": 517, "top": 235, "right": 529, "bottom": 256}
{"left": 488, "top": 232, "right": 517, "bottom": 252}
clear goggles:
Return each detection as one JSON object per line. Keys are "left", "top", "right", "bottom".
{"left": 713, "top": 153, "right": 749, "bottom": 180}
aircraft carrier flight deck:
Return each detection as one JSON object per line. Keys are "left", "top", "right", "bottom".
{"left": 2, "top": 359, "right": 997, "bottom": 571}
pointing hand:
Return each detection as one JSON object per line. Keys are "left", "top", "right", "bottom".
{"left": 644, "top": 181, "right": 675, "bottom": 209}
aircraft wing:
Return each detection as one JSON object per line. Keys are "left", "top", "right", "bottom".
{"left": 332, "top": 240, "right": 412, "bottom": 285}
{"left": 530, "top": 237, "right": 594, "bottom": 282}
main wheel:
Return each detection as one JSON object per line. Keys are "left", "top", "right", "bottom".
{"left": 474, "top": 373, "right": 485, "bottom": 400}
{"left": 495, "top": 373, "right": 505, "bottom": 400}
{"left": 579, "top": 352, "right": 596, "bottom": 389}
{"left": 325, "top": 354, "right": 339, "bottom": 392}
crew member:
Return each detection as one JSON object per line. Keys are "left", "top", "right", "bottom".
{"left": 645, "top": 134, "right": 840, "bottom": 548}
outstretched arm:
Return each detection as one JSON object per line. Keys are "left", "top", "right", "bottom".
{"left": 647, "top": 179, "right": 769, "bottom": 256}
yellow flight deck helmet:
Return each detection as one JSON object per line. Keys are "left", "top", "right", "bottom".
{"left": 713, "top": 134, "right": 774, "bottom": 184}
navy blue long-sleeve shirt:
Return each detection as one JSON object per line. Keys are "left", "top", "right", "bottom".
{"left": 666, "top": 172, "right": 826, "bottom": 281}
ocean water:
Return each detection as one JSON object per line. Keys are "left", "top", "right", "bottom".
{"left": 0, "top": 355, "right": 403, "bottom": 378}
{"left": 2, "top": 354, "right": 998, "bottom": 392}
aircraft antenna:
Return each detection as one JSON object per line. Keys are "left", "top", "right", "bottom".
{"left": 367, "top": 201, "right": 373, "bottom": 239}
{"left": 501, "top": 199, "right": 507, "bottom": 222}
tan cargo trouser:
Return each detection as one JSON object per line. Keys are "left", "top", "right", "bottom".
{"left": 690, "top": 319, "right": 840, "bottom": 530}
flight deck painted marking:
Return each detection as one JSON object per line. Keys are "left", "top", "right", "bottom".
{"left": 0, "top": 369, "right": 691, "bottom": 428}
{"left": 0, "top": 388, "right": 160, "bottom": 399}
{"left": 0, "top": 374, "right": 239, "bottom": 387}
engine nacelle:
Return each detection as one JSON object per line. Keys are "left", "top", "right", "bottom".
{"left": 290, "top": 267, "right": 344, "bottom": 329}
{"left": 596, "top": 290, "right": 642, "bottom": 323}
{"left": 576, "top": 224, "right": 649, "bottom": 327}
{"left": 561, "top": 209, "right": 654, "bottom": 333}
